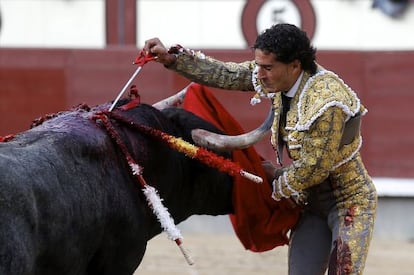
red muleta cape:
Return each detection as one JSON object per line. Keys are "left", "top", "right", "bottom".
{"left": 182, "top": 83, "right": 300, "bottom": 252}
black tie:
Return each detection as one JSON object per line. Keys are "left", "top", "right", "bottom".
{"left": 281, "top": 93, "right": 291, "bottom": 126}
{"left": 278, "top": 93, "right": 291, "bottom": 164}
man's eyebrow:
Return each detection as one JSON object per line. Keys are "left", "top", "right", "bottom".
{"left": 255, "top": 62, "right": 274, "bottom": 68}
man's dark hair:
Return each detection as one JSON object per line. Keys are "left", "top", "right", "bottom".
{"left": 253, "top": 23, "right": 317, "bottom": 75}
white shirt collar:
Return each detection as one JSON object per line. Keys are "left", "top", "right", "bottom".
{"left": 284, "top": 71, "right": 304, "bottom": 98}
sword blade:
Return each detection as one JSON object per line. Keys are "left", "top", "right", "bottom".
{"left": 109, "top": 66, "right": 143, "bottom": 111}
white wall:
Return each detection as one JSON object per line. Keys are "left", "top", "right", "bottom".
{"left": 137, "top": 0, "right": 247, "bottom": 49}
{"left": 311, "top": 0, "right": 414, "bottom": 50}
{"left": 0, "top": 0, "right": 105, "bottom": 48}
{"left": 137, "top": 0, "right": 414, "bottom": 50}
{"left": 1, "top": 0, "right": 413, "bottom": 50}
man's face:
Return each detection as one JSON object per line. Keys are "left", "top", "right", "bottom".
{"left": 254, "top": 49, "right": 301, "bottom": 93}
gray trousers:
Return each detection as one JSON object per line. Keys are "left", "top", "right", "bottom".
{"left": 288, "top": 180, "right": 376, "bottom": 275}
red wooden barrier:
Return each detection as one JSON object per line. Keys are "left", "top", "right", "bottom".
{"left": 1, "top": 48, "right": 413, "bottom": 178}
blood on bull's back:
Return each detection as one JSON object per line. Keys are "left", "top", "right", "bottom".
{"left": 0, "top": 101, "right": 233, "bottom": 275}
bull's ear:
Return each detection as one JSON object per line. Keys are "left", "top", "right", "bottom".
{"left": 161, "top": 107, "right": 222, "bottom": 142}
{"left": 159, "top": 108, "right": 186, "bottom": 132}
{"left": 191, "top": 106, "right": 275, "bottom": 152}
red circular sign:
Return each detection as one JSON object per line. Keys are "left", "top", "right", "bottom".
{"left": 241, "top": 0, "right": 316, "bottom": 47}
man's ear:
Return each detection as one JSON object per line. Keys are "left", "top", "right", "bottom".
{"left": 292, "top": 59, "right": 301, "bottom": 70}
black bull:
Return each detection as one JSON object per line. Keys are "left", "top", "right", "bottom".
{"left": 0, "top": 101, "right": 234, "bottom": 275}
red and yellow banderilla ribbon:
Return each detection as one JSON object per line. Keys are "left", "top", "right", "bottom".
{"left": 92, "top": 112, "right": 194, "bottom": 265}
{"left": 108, "top": 111, "right": 263, "bottom": 184}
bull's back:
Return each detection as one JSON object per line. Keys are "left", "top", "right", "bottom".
{"left": 0, "top": 103, "right": 233, "bottom": 274}
{"left": 0, "top": 118, "right": 149, "bottom": 274}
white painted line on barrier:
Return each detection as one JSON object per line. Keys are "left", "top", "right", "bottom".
{"left": 374, "top": 178, "right": 414, "bottom": 197}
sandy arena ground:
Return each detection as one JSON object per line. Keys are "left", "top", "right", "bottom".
{"left": 134, "top": 233, "right": 414, "bottom": 275}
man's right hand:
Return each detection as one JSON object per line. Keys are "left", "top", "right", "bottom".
{"left": 143, "top": 38, "right": 177, "bottom": 66}
{"left": 261, "top": 160, "right": 278, "bottom": 184}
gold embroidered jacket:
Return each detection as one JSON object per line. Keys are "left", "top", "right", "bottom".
{"left": 168, "top": 49, "right": 375, "bottom": 214}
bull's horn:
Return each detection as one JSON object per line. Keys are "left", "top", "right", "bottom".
{"left": 152, "top": 83, "right": 193, "bottom": 110}
{"left": 191, "top": 105, "right": 274, "bottom": 152}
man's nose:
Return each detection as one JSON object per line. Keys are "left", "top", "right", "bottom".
{"left": 257, "top": 67, "right": 266, "bottom": 79}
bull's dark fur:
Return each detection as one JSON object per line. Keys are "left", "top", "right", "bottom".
{"left": 0, "top": 101, "right": 233, "bottom": 275}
